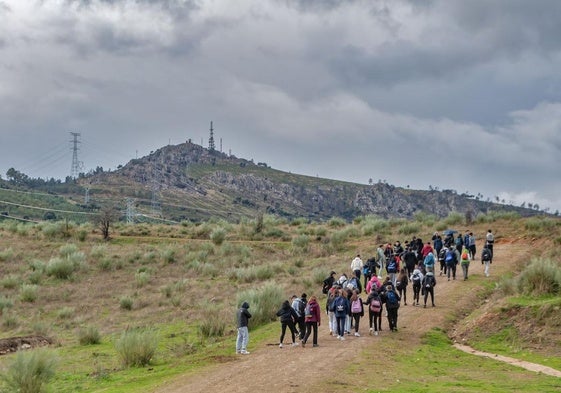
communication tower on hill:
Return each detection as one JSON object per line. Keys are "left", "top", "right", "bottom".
{"left": 208, "top": 121, "right": 215, "bottom": 151}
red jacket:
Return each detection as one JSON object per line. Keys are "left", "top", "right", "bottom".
{"left": 305, "top": 300, "right": 321, "bottom": 324}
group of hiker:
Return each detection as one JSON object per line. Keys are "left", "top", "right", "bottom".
{"left": 237, "top": 229, "right": 496, "bottom": 354}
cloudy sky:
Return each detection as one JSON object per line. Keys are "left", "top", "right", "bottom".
{"left": 1, "top": 0, "right": 561, "bottom": 212}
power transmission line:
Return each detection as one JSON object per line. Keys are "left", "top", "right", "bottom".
{"left": 70, "top": 132, "right": 82, "bottom": 178}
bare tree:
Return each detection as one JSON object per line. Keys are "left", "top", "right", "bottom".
{"left": 96, "top": 205, "right": 120, "bottom": 240}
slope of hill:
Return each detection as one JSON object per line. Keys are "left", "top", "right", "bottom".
{"left": 75, "top": 141, "right": 536, "bottom": 222}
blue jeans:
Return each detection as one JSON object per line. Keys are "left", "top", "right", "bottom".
{"left": 236, "top": 326, "right": 249, "bottom": 352}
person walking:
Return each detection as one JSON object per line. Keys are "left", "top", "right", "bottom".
{"left": 364, "top": 287, "right": 382, "bottom": 335}
{"left": 486, "top": 229, "right": 495, "bottom": 262}
{"left": 410, "top": 264, "right": 424, "bottom": 306}
{"left": 460, "top": 247, "right": 470, "bottom": 280}
{"left": 349, "top": 290, "right": 364, "bottom": 337}
{"left": 445, "top": 248, "right": 458, "bottom": 281}
{"left": 291, "top": 294, "right": 307, "bottom": 340}
{"left": 351, "top": 254, "right": 364, "bottom": 282}
{"left": 383, "top": 284, "right": 401, "bottom": 331}
{"left": 302, "top": 295, "right": 321, "bottom": 348}
{"left": 481, "top": 245, "right": 492, "bottom": 277}
{"left": 396, "top": 268, "right": 409, "bottom": 305}
{"left": 236, "top": 301, "right": 252, "bottom": 355}
{"left": 276, "top": 300, "right": 299, "bottom": 348}
{"left": 333, "top": 290, "right": 349, "bottom": 340}
{"left": 422, "top": 273, "right": 436, "bottom": 308}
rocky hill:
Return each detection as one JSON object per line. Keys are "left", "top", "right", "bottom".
{"left": 79, "top": 141, "right": 535, "bottom": 222}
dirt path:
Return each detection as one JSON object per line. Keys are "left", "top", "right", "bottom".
{"left": 152, "top": 243, "right": 555, "bottom": 393}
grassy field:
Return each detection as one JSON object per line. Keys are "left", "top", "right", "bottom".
{"left": 0, "top": 212, "right": 559, "bottom": 392}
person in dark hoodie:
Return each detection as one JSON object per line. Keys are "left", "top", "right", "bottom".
{"left": 276, "top": 300, "right": 299, "bottom": 348}
{"left": 236, "top": 301, "right": 252, "bottom": 354}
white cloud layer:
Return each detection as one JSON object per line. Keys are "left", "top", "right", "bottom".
{"left": 1, "top": 0, "right": 561, "bottom": 212}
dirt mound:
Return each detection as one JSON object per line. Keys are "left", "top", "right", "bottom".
{"left": 0, "top": 336, "right": 53, "bottom": 355}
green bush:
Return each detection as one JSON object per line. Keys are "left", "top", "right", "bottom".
{"left": 59, "top": 243, "right": 79, "bottom": 258}
{"left": 90, "top": 245, "right": 108, "bottom": 259}
{"left": 0, "top": 349, "right": 57, "bottom": 392}
{"left": 56, "top": 307, "right": 75, "bottom": 320}
{"left": 46, "top": 258, "right": 75, "bottom": 280}
{"left": 236, "top": 282, "right": 284, "bottom": 327}
{"left": 0, "top": 296, "right": 14, "bottom": 315}
{"left": 78, "top": 325, "right": 101, "bottom": 345}
{"left": 19, "top": 284, "right": 38, "bottom": 303}
{"left": 398, "top": 222, "right": 420, "bottom": 236}
{"left": 210, "top": 228, "right": 227, "bottom": 245}
{"left": 291, "top": 235, "right": 310, "bottom": 253}
{"left": 120, "top": 296, "right": 134, "bottom": 310}
{"left": 0, "top": 248, "right": 14, "bottom": 262}
{"left": 327, "top": 217, "right": 347, "bottom": 228}
{"left": 114, "top": 328, "right": 159, "bottom": 367}
{"left": 199, "top": 306, "right": 227, "bottom": 338}
{"left": 0, "top": 275, "right": 20, "bottom": 290}
{"left": 135, "top": 271, "right": 151, "bottom": 288}
{"left": 517, "top": 258, "right": 561, "bottom": 295}
{"left": 443, "top": 212, "right": 464, "bottom": 226}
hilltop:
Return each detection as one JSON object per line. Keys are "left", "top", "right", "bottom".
{"left": 0, "top": 141, "right": 541, "bottom": 223}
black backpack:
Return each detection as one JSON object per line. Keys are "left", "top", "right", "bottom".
{"left": 322, "top": 279, "right": 331, "bottom": 294}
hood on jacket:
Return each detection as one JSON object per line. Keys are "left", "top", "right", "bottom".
{"left": 241, "top": 301, "right": 250, "bottom": 309}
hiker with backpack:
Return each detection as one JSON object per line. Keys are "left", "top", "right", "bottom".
{"left": 346, "top": 271, "right": 362, "bottom": 294}
{"left": 363, "top": 257, "right": 378, "bottom": 289}
{"left": 438, "top": 246, "right": 448, "bottom": 277}
{"left": 468, "top": 232, "right": 476, "bottom": 260}
{"left": 410, "top": 264, "right": 424, "bottom": 306}
{"left": 333, "top": 289, "right": 349, "bottom": 340}
{"left": 486, "top": 229, "right": 495, "bottom": 262}
{"left": 364, "top": 287, "right": 382, "bottom": 335}
{"left": 481, "top": 245, "right": 492, "bottom": 277}
{"left": 422, "top": 273, "right": 436, "bottom": 308}
{"left": 351, "top": 254, "right": 364, "bottom": 281}
{"left": 365, "top": 274, "right": 382, "bottom": 294}
{"left": 382, "top": 284, "right": 401, "bottom": 331}
{"left": 423, "top": 251, "right": 436, "bottom": 274}
{"left": 396, "top": 268, "right": 409, "bottom": 306}
{"left": 386, "top": 255, "right": 399, "bottom": 286}
{"left": 445, "top": 247, "right": 458, "bottom": 281}
{"left": 460, "top": 247, "right": 470, "bottom": 280}
{"left": 321, "top": 271, "right": 336, "bottom": 295}
{"left": 291, "top": 293, "right": 307, "bottom": 340}
{"left": 326, "top": 286, "right": 338, "bottom": 336}
{"left": 403, "top": 247, "right": 417, "bottom": 277}
{"left": 349, "top": 289, "right": 364, "bottom": 337}
{"left": 376, "top": 245, "right": 386, "bottom": 275}
{"left": 302, "top": 295, "right": 321, "bottom": 348}
{"left": 276, "top": 300, "right": 299, "bottom": 348}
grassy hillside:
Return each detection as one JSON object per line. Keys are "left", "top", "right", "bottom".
{"left": 0, "top": 212, "right": 559, "bottom": 392}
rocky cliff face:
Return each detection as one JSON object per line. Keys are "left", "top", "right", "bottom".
{"left": 88, "top": 142, "right": 532, "bottom": 221}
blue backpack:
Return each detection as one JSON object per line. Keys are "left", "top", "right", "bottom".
{"left": 386, "top": 290, "right": 399, "bottom": 309}
{"left": 387, "top": 258, "right": 397, "bottom": 273}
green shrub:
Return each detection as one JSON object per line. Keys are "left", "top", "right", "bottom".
{"left": 19, "top": 284, "right": 38, "bottom": 302}
{"left": 524, "top": 217, "right": 557, "bottom": 232}
{"left": 0, "top": 275, "right": 20, "bottom": 290}
{"left": 398, "top": 223, "right": 420, "bottom": 236}
{"left": 199, "top": 305, "right": 226, "bottom": 338}
{"left": 236, "top": 282, "right": 284, "bottom": 327}
{"left": 327, "top": 217, "right": 346, "bottom": 227}
{"left": 210, "top": 228, "right": 227, "bottom": 245}
{"left": 517, "top": 258, "right": 561, "bottom": 295}
{"left": 90, "top": 244, "right": 108, "bottom": 259}
{"left": 135, "top": 271, "right": 151, "bottom": 288}
{"left": 59, "top": 243, "right": 79, "bottom": 258}
{"left": 291, "top": 235, "right": 310, "bottom": 253}
{"left": 2, "top": 313, "right": 18, "bottom": 329}
{"left": 28, "top": 270, "right": 43, "bottom": 285}
{"left": 161, "top": 248, "right": 177, "bottom": 264}
{"left": 78, "top": 325, "right": 101, "bottom": 345}
{"left": 0, "top": 349, "right": 57, "bottom": 392}
{"left": 0, "top": 248, "right": 14, "bottom": 262}
{"left": 46, "top": 257, "right": 75, "bottom": 279}
{"left": 120, "top": 296, "right": 134, "bottom": 310}
{"left": 0, "top": 296, "right": 14, "bottom": 315}
{"left": 114, "top": 328, "right": 159, "bottom": 367}
{"left": 443, "top": 212, "right": 464, "bottom": 226}
{"left": 57, "top": 307, "right": 75, "bottom": 320}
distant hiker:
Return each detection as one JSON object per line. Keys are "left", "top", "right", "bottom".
{"left": 291, "top": 294, "right": 307, "bottom": 340}
{"left": 386, "top": 255, "right": 399, "bottom": 286}
{"left": 421, "top": 241, "right": 433, "bottom": 258}
{"left": 410, "top": 264, "right": 424, "bottom": 306}
{"left": 363, "top": 257, "right": 378, "bottom": 289}
{"left": 351, "top": 254, "right": 364, "bottom": 281}
{"left": 349, "top": 290, "right": 364, "bottom": 337}
{"left": 333, "top": 290, "right": 349, "bottom": 340}
{"left": 366, "top": 274, "right": 382, "bottom": 294}
{"left": 393, "top": 240, "right": 404, "bottom": 256}
{"left": 236, "top": 301, "right": 252, "bottom": 355}
{"left": 346, "top": 271, "right": 362, "bottom": 294}
{"left": 468, "top": 232, "right": 476, "bottom": 260}
{"left": 422, "top": 273, "right": 436, "bottom": 308}
{"left": 460, "top": 247, "right": 470, "bottom": 280}
{"left": 481, "top": 245, "right": 492, "bottom": 277}
{"left": 336, "top": 273, "right": 349, "bottom": 288}
{"left": 326, "top": 286, "right": 338, "bottom": 336}
{"left": 364, "top": 287, "right": 382, "bottom": 335}
{"left": 382, "top": 284, "right": 401, "bottom": 331}
{"left": 322, "top": 271, "right": 336, "bottom": 295}
{"left": 445, "top": 247, "right": 458, "bottom": 281}
{"left": 486, "top": 229, "right": 495, "bottom": 262}
{"left": 432, "top": 234, "right": 443, "bottom": 258}
{"left": 376, "top": 245, "right": 387, "bottom": 275}
{"left": 455, "top": 233, "right": 464, "bottom": 254}
{"left": 276, "top": 300, "right": 299, "bottom": 348}
{"left": 403, "top": 247, "right": 417, "bottom": 277}
{"left": 396, "top": 268, "right": 409, "bottom": 305}
{"left": 438, "top": 246, "right": 448, "bottom": 276}
{"left": 423, "top": 251, "right": 436, "bottom": 274}
{"left": 302, "top": 295, "right": 321, "bottom": 348}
